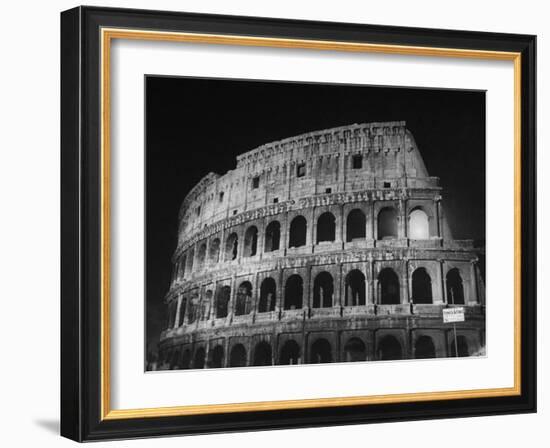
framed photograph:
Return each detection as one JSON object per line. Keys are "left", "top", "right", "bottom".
{"left": 60, "top": 6, "right": 536, "bottom": 441}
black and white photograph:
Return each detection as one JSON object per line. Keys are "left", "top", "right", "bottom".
{"left": 145, "top": 77, "right": 486, "bottom": 371}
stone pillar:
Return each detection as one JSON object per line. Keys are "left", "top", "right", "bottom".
{"left": 173, "top": 294, "right": 183, "bottom": 329}
{"left": 470, "top": 261, "right": 479, "bottom": 304}
{"left": 401, "top": 260, "right": 410, "bottom": 304}
{"left": 398, "top": 199, "right": 407, "bottom": 239}
{"left": 305, "top": 266, "right": 312, "bottom": 311}
{"left": 369, "top": 261, "right": 375, "bottom": 304}
{"left": 337, "top": 203, "right": 345, "bottom": 246}
{"left": 369, "top": 202, "right": 376, "bottom": 240}
{"left": 228, "top": 274, "right": 237, "bottom": 322}
{"left": 277, "top": 268, "right": 284, "bottom": 313}
{"left": 436, "top": 197, "right": 443, "bottom": 240}
{"left": 439, "top": 260, "right": 447, "bottom": 304}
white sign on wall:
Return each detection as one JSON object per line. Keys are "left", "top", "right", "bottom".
{"left": 443, "top": 307, "right": 465, "bottom": 323}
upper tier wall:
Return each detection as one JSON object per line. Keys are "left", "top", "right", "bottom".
{"left": 178, "top": 121, "right": 436, "bottom": 243}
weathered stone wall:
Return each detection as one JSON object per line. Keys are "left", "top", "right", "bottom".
{"left": 159, "top": 121, "right": 485, "bottom": 370}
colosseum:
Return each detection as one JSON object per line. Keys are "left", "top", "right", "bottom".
{"left": 157, "top": 120, "right": 486, "bottom": 370}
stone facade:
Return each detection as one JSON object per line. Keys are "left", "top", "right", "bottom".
{"left": 158, "top": 121, "right": 485, "bottom": 369}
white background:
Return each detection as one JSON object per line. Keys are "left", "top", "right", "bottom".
{"left": 0, "top": 0, "right": 547, "bottom": 446}
{"left": 111, "top": 39, "right": 515, "bottom": 409}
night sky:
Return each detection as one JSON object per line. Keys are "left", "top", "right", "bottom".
{"left": 145, "top": 76, "right": 485, "bottom": 360}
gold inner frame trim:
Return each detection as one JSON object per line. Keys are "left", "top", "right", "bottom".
{"left": 100, "top": 27, "right": 522, "bottom": 421}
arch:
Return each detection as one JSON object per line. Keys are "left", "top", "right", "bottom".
{"left": 310, "top": 338, "right": 332, "bottom": 363}
{"left": 415, "top": 335, "right": 436, "bottom": 359}
{"left": 346, "top": 209, "right": 366, "bottom": 241}
{"left": 264, "top": 221, "right": 281, "bottom": 252}
{"left": 446, "top": 268, "right": 465, "bottom": 304}
{"left": 317, "top": 211, "right": 336, "bottom": 243}
{"left": 259, "top": 277, "right": 276, "bottom": 313}
{"left": 179, "top": 255, "right": 186, "bottom": 280}
{"left": 377, "top": 335, "right": 402, "bottom": 360}
{"left": 377, "top": 207, "right": 398, "bottom": 239}
{"left": 313, "top": 271, "right": 334, "bottom": 308}
{"left": 229, "top": 344, "right": 247, "bottom": 367}
{"left": 345, "top": 269, "right": 366, "bottom": 306}
{"left": 378, "top": 268, "right": 400, "bottom": 304}
{"left": 177, "top": 297, "right": 187, "bottom": 326}
{"left": 289, "top": 215, "right": 307, "bottom": 248}
{"left": 180, "top": 349, "right": 191, "bottom": 369}
{"left": 252, "top": 341, "right": 272, "bottom": 366}
{"left": 215, "top": 285, "right": 231, "bottom": 318}
{"left": 279, "top": 340, "right": 301, "bottom": 365}
{"left": 243, "top": 226, "right": 258, "bottom": 257}
{"left": 409, "top": 208, "right": 430, "bottom": 239}
{"left": 209, "top": 238, "right": 220, "bottom": 263}
{"left": 185, "top": 247, "right": 194, "bottom": 273}
{"left": 168, "top": 301, "right": 177, "bottom": 328}
{"left": 169, "top": 348, "right": 180, "bottom": 369}
{"left": 235, "top": 281, "right": 252, "bottom": 316}
{"left": 193, "top": 347, "right": 206, "bottom": 369}
{"left": 225, "top": 232, "right": 238, "bottom": 261}
{"left": 344, "top": 337, "right": 367, "bottom": 362}
{"left": 196, "top": 242, "right": 207, "bottom": 269}
{"left": 412, "top": 268, "right": 433, "bottom": 304}
{"left": 209, "top": 345, "right": 224, "bottom": 368}
{"left": 284, "top": 274, "right": 303, "bottom": 310}
{"left": 450, "top": 335, "right": 470, "bottom": 357}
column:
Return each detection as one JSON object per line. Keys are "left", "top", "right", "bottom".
{"left": 401, "top": 260, "right": 410, "bottom": 304}
{"left": 470, "top": 261, "right": 479, "bottom": 304}
{"left": 173, "top": 294, "right": 183, "bottom": 329}
{"left": 439, "top": 260, "right": 447, "bottom": 304}
{"left": 369, "top": 261, "right": 376, "bottom": 304}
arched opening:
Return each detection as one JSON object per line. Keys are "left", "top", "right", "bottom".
{"left": 185, "top": 247, "right": 194, "bottom": 273}
{"left": 259, "top": 277, "right": 276, "bottom": 312}
{"left": 415, "top": 335, "right": 436, "bottom": 359}
{"left": 284, "top": 274, "right": 303, "bottom": 310}
{"left": 345, "top": 270, "right": 366, "bottom": 306}
{"left": 177, "top": 297, "right": 187, "bottom": 326}
{"left": 346, "top": 209, "right": 366, "bottom": 241}
{"left": 377, "top": 335, "right": 402, "bottom": 360}
{"left": 344, "top": 338, "right": 366, "bottom": 362}
{"left": 310, "top": 338, "right": 332, "bottom": 363}
{"left": 289, "top": 215, "right": 307, "bottom": 248}
{"left": 209, "top": 345, "right": 224, "bottom": 368}
{"left": 253, "top": 341, "right": 272, "bottom": 366}
{"left": 209, "top": 238, "right": 220, "bottom": 263}
{"left": 313, "top": 271, "right": 334, "bottom": 308}
{"left": 193, "top": 347, "right": 206, "bottom": 369}
{"left": 377, "top": 207, "right": 398, "bottom": 239}
{"left": 279, "top": 340, "right": 300, "bottom": 365}
{"left": 179, "top": 255, "right": 186, "bottom": 280}
{"left": 196, "top": 242, "right": 207, "bottom": 269}
{"left": 378, "top": 268, "right": 400, "bottom": 304}
{"left": 409, "top": 208, "right": 430, "bottom": 239}
{"left": 225, "top": 232, "right": 238, "bottom": 261}
{"left": 170, "top": 349, "right": 180, "bottom": 369}
{"left": 215, "top": 285, "right": 231, "bottom": 318}
{"left": 264, "top": 221, "right": 281, "bottom": 252}
{"left": 188, "top": 301, "right": 197, "bottom": 325}
{"left": 168, "top": 301, "right": 177, "bottom": 328}
{"left": 229, "top": 344, "right": 247, "bottom": 367}
{"left": 412, "top": 268, "right": 433, "bottom": 304}
{"left": 446, "top": 268, "right": 465, "bottom": 304}
{"left": 235, "top": 281, "right": 252, "bottom": 316}
{"left": 316, "top": 212, "right": 336, "bottom": 243}
{"left": 181, "top": 349, "right": 191, "bottom": 369}
{"left": 450, "top": 335, "right": 470, "bottom": 357}
{"left": 244, "top": 226, "right": 258, "bottom": 257}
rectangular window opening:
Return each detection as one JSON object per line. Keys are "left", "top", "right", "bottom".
{"left": 297, "top": 163, "right": 306, "bottom": 178}
{"left": 352, "top": 154, "right": 363, "bottom": 169}
{"left": 252, "top": 176, "right": 260, "bottom": 189}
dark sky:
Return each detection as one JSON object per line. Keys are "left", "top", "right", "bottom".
{"left": 146, "top": 76, "right": 485, "bottom": 358}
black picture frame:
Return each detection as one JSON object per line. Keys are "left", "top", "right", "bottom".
{"left": 61, "top": 6, "right": 536, "bottom": 442}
